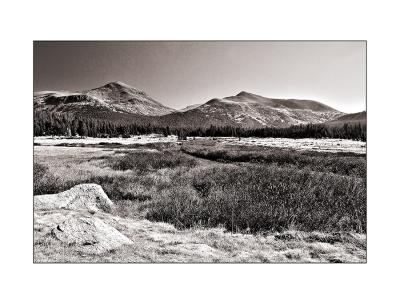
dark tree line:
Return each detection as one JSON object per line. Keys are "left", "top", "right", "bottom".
{"left": 236, "top": 123, "right": 366, "bottom": 141}
{"left": 34, "top": 111, "right": 167, "bottom": 138}
{"left": 34, "top": 111, "right": 366, "bottom": 141}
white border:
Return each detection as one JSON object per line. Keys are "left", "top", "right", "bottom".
{"left": 1, "top": 0, "right": 400, "bottom": 303}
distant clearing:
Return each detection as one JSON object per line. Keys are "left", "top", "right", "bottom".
{"left": 34, "top": 135, "right": 366, "bottom": 154}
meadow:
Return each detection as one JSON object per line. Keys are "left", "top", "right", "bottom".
{"left": 34, "top": 140, "right": 366, "bottom": 234}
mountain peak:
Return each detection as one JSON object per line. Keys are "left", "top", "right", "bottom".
{"left": 237, "top": 91, "right": 252, "bottom": 96}
{"left": 224, "top": 91, "right": 268, "bottom": 103}
{"left": 103, "top": 81, "right": 135, "bottom": 90}
{"left": 94, "top": 81, "right": 148, "bottom": 96}
{"left": 107, "top": 80, "right": 128, "bottom": 86}
{"left": 234, "top": 91, "right": 267, "bottom": 100}
{"left": 34, "top": 82, "right": 175, "bottom": 116}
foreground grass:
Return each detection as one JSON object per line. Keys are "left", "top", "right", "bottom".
{"left": 34, "top": 209, "right": 366, "bottom": 263}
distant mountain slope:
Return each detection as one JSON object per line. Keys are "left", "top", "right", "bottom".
{"left": 34, "top": 84, "right": 344, "bottom": 129}
{"left": 160, "top": 91, "right": 343, "bottom": 128}
{"left": 34, "top": 81, "right": 175, "bottom": 116}
{"left": 179, "top": 104, "right": 202, "bottom": 112}
{"left": 326, "top": 111, "right": 366, "bottom": 126}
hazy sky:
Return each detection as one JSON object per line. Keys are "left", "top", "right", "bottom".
{"left": 34, "top": 41, "right": 366, "bottom": 113}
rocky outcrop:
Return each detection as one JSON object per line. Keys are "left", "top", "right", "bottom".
{"left": 34, "top": 184, "right": 113, "bottom": 213}
{"left": 51, "top": 215, "right": 132, "bottom": 254}
{"left": 34, "top": 184, "right": 132, "bottom": 255}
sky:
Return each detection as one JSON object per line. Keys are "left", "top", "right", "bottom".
{"left": 34, "top": 41, "right": 366, "bottom": 113}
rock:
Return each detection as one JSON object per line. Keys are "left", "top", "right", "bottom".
{"left": 34, "top": 184, "right": 132, "bottom": 255}
{"left": 51, "top": 215, "right": 133, "bottom": 254}
{"left": 34, "top": 184, "right": 113, "bottom": 213}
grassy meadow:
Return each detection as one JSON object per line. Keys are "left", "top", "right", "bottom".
{"left": 34, "top": 140, "right": 366, "bottom": 236}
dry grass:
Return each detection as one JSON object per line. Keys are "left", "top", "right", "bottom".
{"left": 34, "top": 145, "right": 366, "bottom": 233}
{"left": 34, "top": 209, "right": 366, "bottom": 263}
{"left": 181, "top": 142, "right": 366, "bottom": 177}
{"left": 110, "top": 150, "right": 197, "bottom": 172}
{"left": 34, "top": 144, "right": 366, "bottom": 262}
{"left": 144, "top": 164, "right": 366, "bottom": 233}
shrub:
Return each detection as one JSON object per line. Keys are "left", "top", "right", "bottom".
{"left": 33, "top": 162, "right": 72, "bottom": 195}
{"left": 110, "top": 151, "right": 197, "bottom": 172}
{"left": 122, "top": 142, "right": 177, "bottom": 150}
{"left": 182, "top": 145, "right": 366, "bottom": 177}
{"left": 145, "top": 164, "right": 366, "bottom": 233}
{"left": 33, "top": 162, "right": 48, "bottom": 181}
{"left": 98, "top": 142, "right": 123, "bottom": 146}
